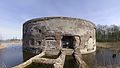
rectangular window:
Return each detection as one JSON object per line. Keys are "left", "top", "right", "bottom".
{"left": 45, "top": 40, "right": 56, "bottom": 49}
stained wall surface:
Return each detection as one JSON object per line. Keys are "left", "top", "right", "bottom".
{"left": 23, "top": 17, "right": 96, "bottom": 54}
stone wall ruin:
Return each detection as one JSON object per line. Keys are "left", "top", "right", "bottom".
{"left": 23, "top": 17, "right": 96, "bottom": 54}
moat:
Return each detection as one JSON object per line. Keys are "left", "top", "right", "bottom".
{"left": 0, "top": 43, "right": 120, "bottom": 68}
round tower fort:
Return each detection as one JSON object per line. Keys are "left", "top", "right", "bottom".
{"left": 23, "top": 17, "right": 96, "bottom": 54}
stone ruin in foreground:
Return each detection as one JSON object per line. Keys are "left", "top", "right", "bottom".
{"left": 15, "top": 17, "right": 96, "bottom": 68}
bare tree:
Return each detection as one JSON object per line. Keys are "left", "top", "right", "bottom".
{"left": 96, "top": 24, "right": 120, "bottom": 42}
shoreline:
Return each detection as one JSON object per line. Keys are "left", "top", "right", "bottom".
{"left": 96, "top": 42, "right": 120, "bottom": 50}
{"left": 0, "top": 44, "right": 6, "bottom": 49}
{"left": 0, "top": 42, "right": 22, "bottom": 49}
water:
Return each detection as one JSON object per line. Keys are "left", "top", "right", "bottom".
{"left": 82, "top": 48, "right": 120, "bottom": 68}
{"left": 64, "top": 55, "right": 78, "bottom": 68}
{"left": 96, "top": 48, "right": 120, "bottom": 67}
{"left": 0, "top": 43, "right": 23, "bottom": 68}
{"left": 0, "top": 43, "right": 120, "bottom": 68}
{"left": 25, "top": 63, "right": 54, "bottom": 68}
{"left": 25, "top": 55, "right": 78, "bottom": 68}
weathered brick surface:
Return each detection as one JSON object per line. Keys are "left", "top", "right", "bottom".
{"left": 23, "top": 17, "right": 96, "bottom": 54}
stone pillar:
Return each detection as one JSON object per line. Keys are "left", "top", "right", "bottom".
{"left": 60, "top": 36, "right": 63, "bottom": 49}
{"left": 74, "top": 35, "right": 88, "bottom": 68}
{"left": 55, "top": 32, "right": 62, "bottom": 49}
{"left": 54, "top": 50, "right": 66, "bottom": 68}
{"left": 73, "top": 48, "right": 88, "bottom": 68}
{"left": 74, "top": 35, "right": 80, "bottom": 49}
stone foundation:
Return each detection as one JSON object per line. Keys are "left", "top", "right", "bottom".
{"left": 13, "top": 50, "right": 87, "bottom": 68}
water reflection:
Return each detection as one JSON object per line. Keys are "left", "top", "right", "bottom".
{"left": 64, "top": 55, "right": 78, "bottom": 68}
{"left": 96, "top": 48, "right": 120, "bottom": 67}
{"left": 82, "top": 52, "right": 97, "bottom": 68}
{"left": 23, "top": 51, "right": 36, "bottom": 62}
{"left": 25, "top": 63, "right": 54, "bottom": 68}
{"left": 82, "top": 48, "right": 120, "bottom": 68}
{"left": 0, "top": 44, "right": 23, "bottom": 68}
{"left": 1, "top": 44, "right": 120, "bottom": 68}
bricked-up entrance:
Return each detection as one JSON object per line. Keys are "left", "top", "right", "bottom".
{"left": 62, "top": 36, "right": 75, "bottom": 49}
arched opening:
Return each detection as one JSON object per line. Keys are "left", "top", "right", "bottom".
{"left": 29, "top": 39, "right": 34, "bottom": 45}
{"left": 61, "top": 36, "right": 75, "bottom": 49}
{"left": 37, "top": 41, "right": 41, "bottom": 45}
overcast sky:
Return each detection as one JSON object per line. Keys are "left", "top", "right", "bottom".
{"left": 0, "top": 0, "right": 120, "bottom": 39}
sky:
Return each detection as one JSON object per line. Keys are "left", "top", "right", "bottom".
{"left": 0, "top": 0, "right": 120, "bottom": 40}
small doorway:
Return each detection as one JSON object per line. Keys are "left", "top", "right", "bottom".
{"left": 62, "top": 36, "right": 75, "bottom": 49}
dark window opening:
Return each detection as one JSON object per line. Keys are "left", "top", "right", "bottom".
{"left": 37, "top": 41, "right": 41, "bottom": 45}
{"left": 62, "top": 36, "right": 75, "bottom": 49}
{"left": 38, "top": 29, "right": 42, "bottom": 33}
{"left": 30, "top": 39, "right": 34, "bottom": 45}
{"left": 31, "top": 30, "right": 33, "bottom": 32}
{"left": 26, "top": 41, "right": 28, "bottom": 44}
